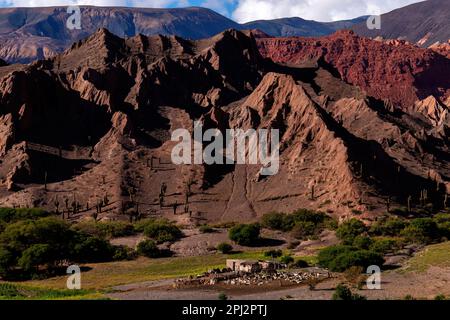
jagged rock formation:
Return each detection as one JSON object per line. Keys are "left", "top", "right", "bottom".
{"left": 0, "top": 6, "right": 378, "bottom": 64}
{"left": 257, "top": 30, "right": 450, "bottom": 109}
{"left": 0, "top": 28, "right": 448, "bottom": 223}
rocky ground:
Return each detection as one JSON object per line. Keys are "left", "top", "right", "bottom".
{"left": 106, "top": 266, "right": 450, "bottom": 300}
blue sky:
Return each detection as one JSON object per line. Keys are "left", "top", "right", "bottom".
{"left": 0, "top": 0, "right": 423, "bottom": 23}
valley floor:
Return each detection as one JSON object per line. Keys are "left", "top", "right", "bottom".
{"left": 11, "top": 242, "right": 450, "bottom": 300}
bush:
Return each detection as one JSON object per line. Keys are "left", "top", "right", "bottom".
{"left": 292, "top": 209, "right": 328, "bottom": 225}
{"left": 112, "top": 245, "right": 136, "bottom": 261}
{"left": 0, "top": 217, "right": 129, "bottom": 278}
{"left": 280, "top": 255, "right": 294, "bottom": 264}
{"left": 318, "top": 245, "right": 384, "bottom": 272}
{"left": 352, "top": 235, "right": 373, "bottom": 250}
{"left": 261, "top": 209, "right": 335, "bottom": 233}
{"left": 264, "top": 249, "right": 282, "bottom": 259}
{"left": 217, "top": 242, "right": 233, "bottom": 254}
{"left": 332, "top": 284, "right": 366, "bottom": 300}
{"left": 72, "top": 236, "right": 116, "bottom": 263}
{"left": 143, "top": 219, "right": 183, "bottom": 243}
{"left": 292, "top": 259, "right": 309, "bottom": 268}
{"left": 1, "top": 217, "right": 77, "bottom": 259}
{"left": 336, "top": 219, "right": 367, "bottom": 244}
{"left": 0, "top": 247, "right": 14, "bottom": 276}
{"left": 369, "top": 217, "right": 408, "bottom": 236}
{"left": 261, "top": 212, "right": 294, "bottom": 231}
{"left": 199, "top": 225, "right": 215, "bottom": 233}
{"left": 136, "top": 240, "right": 162, "bottom": 258}
{"left": 73, "top": 221, "right": 135, "bottom": 239}
{"left": 218, "top": 293, "right": 228, "bottom": 300}
{"left": 228, "top": 223, "right": 261, "bottom": 246}
{"left": 0, "top": 208, "right": 51, "bottom": 224}
{"left": 291, "top": 221, "right": 317, "bottom": 240}
{"left": 18, "top": 244, "right": 54, "bottom": 272}
{"left": 401, "top": 218, "right": 440, "bottom": 244}
{"left": 370, "top": 238, "right": 398, "bottom": 254}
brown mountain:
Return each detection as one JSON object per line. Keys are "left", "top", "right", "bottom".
{"left": 0, "top": 29, "right": 448, "bottom": 224}
{"left": 353, "top": 0, "right": 450, "bottom": 47}
{"left": 257, "top": 30, "right": 450, "bottom": 108}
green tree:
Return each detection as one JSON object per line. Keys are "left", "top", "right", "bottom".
{"left": 217, "top": 242, "right": 233, "bottom": 254}
{"left": 136, "top": 240, "right": 162, "bottom": 258}
{"left": 336, "top": 219, "right": 367, "bottom": 244}
{"left": 18, "top": 244, "right": 53, "bottom": 272}
{"left": 228, "top": 224, "right": 261, "bottom": 246}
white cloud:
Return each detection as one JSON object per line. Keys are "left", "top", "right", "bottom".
{"left": 232, "top": 0, "right": 424, "bottom": 23}
{"left": 200, "top": 0, "right": 234, "bottom": 16}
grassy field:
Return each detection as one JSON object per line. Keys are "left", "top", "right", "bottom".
{"left": 402, "top": 241, "right": 450, "bottom": 273}
{"left": 0, "top": 250, "right": 317, "bottom": 299}
{"left": 19, "top": 251, "right": 296, "bottom": 290}
{"left": 0, "top": 283, "right": 105, "bottom": 300}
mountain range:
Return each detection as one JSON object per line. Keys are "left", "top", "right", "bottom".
{"left": 0, "top": 0, "right": 449, "bottom": 63}
{"left": 0, "top": 27, "right": 448, "bottom": 222}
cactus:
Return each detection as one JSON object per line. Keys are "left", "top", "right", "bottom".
{"left": 159, "top": 193, "right": 164, "bottom": 208}
{"left": 310, "top": 184, "right": 315, "bottom": 201}
{"left": 44, "top": 171, "right": 48, "bottom": 191}
{"left": 92, "top": 211, "right": 98, "bottom": 222}
{"left": 128, "top": 187, "right": 135, "bottom": 203}
{"left": 53, "top": 197, "right": 60, "bottom": 214}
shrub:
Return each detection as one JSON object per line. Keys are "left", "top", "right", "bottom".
{"left": 228, "top": 223, "right": 261, "bottom": 246}
{"left": 318, "top": 245, "right": 384, "bottom": 272}
{"left": 369, "top": 217, "right": 408, "bottom": 236}
{"left": 73, "top": 221, "right": 135, "bottom": 239}
{"left": 0, "top": 217, "right": 76, "bottom": 258}
{"left": 0, "top": 247, "right": 14, "bottom": 276}
{"left": 199, "top": 225, "right": 215, "bottom": 233}
{"left": 217, "top": 242, "right": 233, "bottom": 254}
{"left": 136, "top": 240, "right": 162, "bottom": 258}
{"left": 292, "top": 209, "right": 328, "bottom": 225}
{"left": 264, "top": 249, "right": 282, "bottom": 259}
{"left": 352, "top": 235, "right": 373, "bottom": 250}
{"left": 292, "top": 259, "right": 309, "bottom": 268}
{"left": 112, "top": 245, "right": 136, "bottom": 261}
{"left": 261, "top": 212, "right": 293, "bottom": 231}
{"left": 370, "top": 238, "right": 398, "bottom": 254}
{"left": 401, "top": 218, "right": 440, "bottom": 244}
{"left": 18, "top": 244, "right": 54, "bottom": 272}
{"left": 280, "top": 255, "right": 294, "bottom": 265}
{"left": 332, "top": 284, "right": 366, "bottom": 300}
{"left": 143, "top": 219, "right": 183, "bottom": 243}
{"left": 0, "top": 217, "right": 129, "bottom": 278}
{"left": 291, "top": 221, "right": 317, "bottom": 240}
{"left": 218, "top": 293, "right": 228, "bottom": 300}
{"left": 0, "top": 208, "right": 50, "bottom": 224}
{"left": 72, "top": 236, "right": 116, "bottom": 263}
{"left": 336, "top": 219, "right": 367, "bottom": 244}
